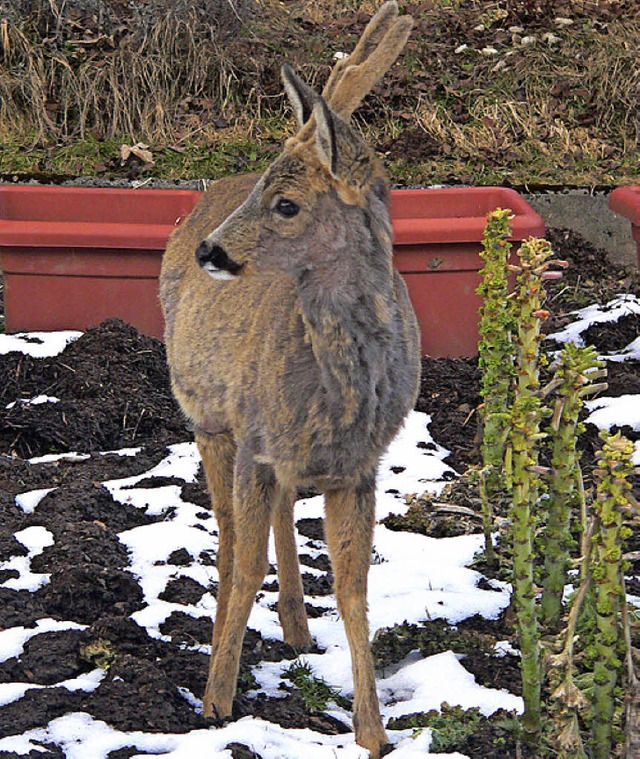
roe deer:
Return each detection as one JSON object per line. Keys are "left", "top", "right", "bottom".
{"left": 159, "top": 2, "right": 419, "bottom": 755}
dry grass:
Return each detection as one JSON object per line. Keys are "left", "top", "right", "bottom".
{"left": 0, "top": 0, "right": 637, "bottom": 184}
{"left": 0, "top": 0, "right": 264, "bottom": 142}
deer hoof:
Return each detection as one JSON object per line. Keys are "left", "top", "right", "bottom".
{"left": 356, "top": 726, "right": 390, "bottom": 759}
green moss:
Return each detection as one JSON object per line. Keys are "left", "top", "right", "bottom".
{"left": 79, "top": 638, "right": 117, "bottom": 670}
{"left": 372, "top": 618, "right": 493, "bottom": 671}
{"left": 388, "top": 706, "right": 484, "bottom": 751}
{"left": 281, "top": 658, "right": 351, "bottom": 711}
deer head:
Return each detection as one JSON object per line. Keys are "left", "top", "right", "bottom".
{"left": 195, "top": 4, "right": 413, "bottom": 283}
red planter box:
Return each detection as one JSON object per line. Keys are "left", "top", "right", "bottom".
{"left": 0, "top": 186, "right": 201, "bottom": 339}
{"left": 0, "top": 184, "right": 544, "bottom": 356}
{"left": 608, "top": 186, "right": 640, "bottom": 270}
{"left": 391, "top": 187, "right": 544, "bottom": 356}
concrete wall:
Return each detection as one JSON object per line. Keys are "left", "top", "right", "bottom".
{"left": 525, "top": 189, "right": 638, "bottom": 272}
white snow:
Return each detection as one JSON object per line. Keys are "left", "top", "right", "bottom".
{"left": 0, "top": 526, "right": 55, "bottom": 591}
{"left": 28, "top": 452, "right": 91, "bottom": 464}
{"left": 380, "top": 651, "right": 522, "bottom": 719}
{"left": 585, "top": 394, "right": 640, "bottom": 431}
{"left": 0, "top": 619, "right": 86, "bottom": 663}
{"left": 546, "top": 294, "right": 640, "bottom": 355}
{"left": 0, "top": 330, "right": 81, "bottom": 357}
{"left": 0, "top": 670, "right": 105, "bottom": 708}
{"left": 15, "top": 488, "right": 55, "bottom": 514}
{"left": 6, "top": 395, "right": 60, "bottom": 409}
{"left": 0, "top": 296, "right": 638, "bottom": 758}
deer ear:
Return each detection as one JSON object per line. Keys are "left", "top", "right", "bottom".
{"left": 313, "top": 98, "right": 338, "bottom": 177}
{"left": 281, "top": 64, "right": 317, "bottom": 127}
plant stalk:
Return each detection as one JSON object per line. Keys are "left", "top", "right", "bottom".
{"left": 591, "top": 431, "right": 634, "bottom": 759}
{"left": 540, "top": 345, "right": 606, "bottom": 630}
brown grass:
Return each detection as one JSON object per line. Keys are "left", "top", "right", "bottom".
{"left": 0, "top": 0, "right": 265, "bottom": 142}
{"left": 0, "top": 0, "right": 638, "bottom": 184}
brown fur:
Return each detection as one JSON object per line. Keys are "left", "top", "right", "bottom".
{"left": 159, "top": 4, "right": 419, "bottom": 756}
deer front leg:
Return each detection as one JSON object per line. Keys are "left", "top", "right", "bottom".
{"left": 324, "top": 475, "right": 388, "bottom": 759}
{"left": 196, "top": 430, "right": 236, "bottom": 658}
{"left": 272, "top": 486, "right": 313, "bottom": 650}
{"left": 203, "top": 449, "right": 274, "bottom": 719}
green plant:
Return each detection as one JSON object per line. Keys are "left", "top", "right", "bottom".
{"left": 505, "top": 235, "right": 560, "bottom": 743}
{"left": 540, "top": 344, "right": 607, "bottom": 630}
{"left": 590, "top": 431, "right": 635, "bottom": 758}
{"left": 387, "top": 704, "right": 485, "bottom": 751}
{"left": 372, "top": 618, "right": 492, "bottom": 671}
{"left": 474, "top": 209, "right": 636, "bottom": 754}
{"left": 476, "top": 207, "right": 517, "bottom": 564}
{"left": 546, "top": 536, "right": 593, "bottom": 759}
{"left": 282, "top": 658, "right": 351, "bottom": 711}
{"left": 237, "top": 665, "right": 259, "bottom": 693}
{"left": 79, "top": 638, "right": 117, "bottom": 670}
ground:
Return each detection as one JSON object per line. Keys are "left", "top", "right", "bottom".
{"left": 0, "top": 0, "right": 638, "bottom": 755}
{"left": 0, "top": 227, "right": 638, "bottom": 756}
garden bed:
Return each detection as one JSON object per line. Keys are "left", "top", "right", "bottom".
{"left": 0, "top": 228, "right": 638, "bottom": 757}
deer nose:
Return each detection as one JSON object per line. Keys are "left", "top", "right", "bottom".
{"left": 195, "top": 240, "right": 214, "bottom": 267}
{"left": 196, "top": 240, "right": 243, "bottom": 278}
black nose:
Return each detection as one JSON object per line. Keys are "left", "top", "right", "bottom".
{"left": 195, "top": 240, "right": 213, "bottom": 266}
{"left": 195, "top": 241, "right": 243, "bottom": 274}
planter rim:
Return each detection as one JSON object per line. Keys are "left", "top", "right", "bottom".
{"left": 390, "top": 186, "right": 544, "bottom": 244}
{"left": 0, "top": 183, "right": 545, "bottom": 356}
{"left": 0, "top": 222, "right": 176, "bottom": 250}
{"left": 0, "top": 185, "right": 201, "bottom": 250}
{"left": 0, "top": 184, "right": 545, "bottom": 249}
{"left": 0, "top": 185, "right": 200, "bottom": 198}
{"left": 609, "top": 186, "right": 640, "bottom": 226}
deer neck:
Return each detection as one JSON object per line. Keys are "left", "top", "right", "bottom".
{"left": 293, "top": 197, "right": 396, "bottom": 422}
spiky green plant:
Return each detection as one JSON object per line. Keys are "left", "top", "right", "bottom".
{"left": 476, "top": 208, "right": 518, "bottom": 566}
{"left": 540, "top": 344, "right": 607, "bottom": 630}
{"left": 506, "top": 235, "right": 560, "bottom": 743}
{"left": 590, "top": 431, "right": 634, "bottom": 759}
{"left": 477, "top": 208, "right": 516, "bottom": 497}
{"left": 546, "top": 517, "right": 595, "bottom": 759}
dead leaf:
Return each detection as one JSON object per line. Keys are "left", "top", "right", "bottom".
{"left": 120, "top": 142, "right": 155, "bottom": 165}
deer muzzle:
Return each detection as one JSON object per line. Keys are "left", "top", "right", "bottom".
{"left": 196, "top": 240, "right": 244, "bottom": 281}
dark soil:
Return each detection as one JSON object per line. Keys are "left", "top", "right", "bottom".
{"left": 0, "top": 228, "right": 638, "bottom": 756}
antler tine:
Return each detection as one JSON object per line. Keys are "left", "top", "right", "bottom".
{"left": 327, "top": 14, "right": 413, "bottom": 120}
{"left": 322, "top": 1, "right": 399, "bottom": 104}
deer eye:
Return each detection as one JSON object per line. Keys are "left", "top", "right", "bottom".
{"left": 274, "top": 198, "right": 300, "bottom": 218}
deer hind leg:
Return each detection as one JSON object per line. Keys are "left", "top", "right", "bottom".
{"left": 203, "top": 447, "right": 275, "bottom": 719}
{"left": 196, "top": 430, "right": 236, "bottom": 659}
{"left": 324, "top": 475, "right": 389, "bottom": 759}
{"left": 272, "top": 486, "right": 312, "bottom": 650}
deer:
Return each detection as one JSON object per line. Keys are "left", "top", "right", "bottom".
{"left": 159, "top": 3, "right": 419, "bottom": 756}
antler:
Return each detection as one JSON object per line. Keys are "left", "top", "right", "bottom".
{"left": 322, "top": 1, "right": 399, "bottom": 103}
{"left": 322, "top": 1, "right": 413, "bottom": 120}
{"left": 284, "top": 1, "right": 412, "bottom": 151}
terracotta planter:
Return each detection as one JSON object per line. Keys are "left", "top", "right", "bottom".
{"left": 0, "top": 184, "right": 543, "bottom": 356}
{"left": 391, "top": 187, "right": 544, "bottom": 356}
{"left": 0, "top": 186, "right": 201, "bottom": 339}
{"left": 608, "top": 186, "right": 640, "bottom": 270}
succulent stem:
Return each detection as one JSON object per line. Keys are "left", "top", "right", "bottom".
{"left": 477, "top": 208, "right": 516, "bottom": 501}
{"left": 590, "top": 431, "right": 634, "bottom": 758}
{"left": 540, "top": 344, "right": 606, "bottom": 630}
{"left": 507, "top": 236, "right": 557, "bottom": 741}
